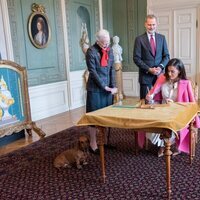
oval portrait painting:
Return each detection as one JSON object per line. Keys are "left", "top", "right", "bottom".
{"left": 28, "top": 12, "right": 51, "bottom": 49}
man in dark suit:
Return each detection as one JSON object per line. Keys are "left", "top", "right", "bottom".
{"left": 133, "top": 14, "right": 170, "bottom": 99}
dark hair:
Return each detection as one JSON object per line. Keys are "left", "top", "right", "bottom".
{"left": 164, "top": 58, "right": 187, "bottom": 80}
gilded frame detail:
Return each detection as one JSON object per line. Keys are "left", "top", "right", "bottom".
{"left": 28, "top": 3, "right": 51, "bottom": 49}
{"left": 0, "top": 60, "right": 45, "bottom": 138}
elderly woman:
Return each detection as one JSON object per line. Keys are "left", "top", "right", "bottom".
{"left": 85, "top": 29, "right": 118, "bottom": 154}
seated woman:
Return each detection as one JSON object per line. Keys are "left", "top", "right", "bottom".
{"left": 138, "top": 58, "right": 200, "bottom": 157}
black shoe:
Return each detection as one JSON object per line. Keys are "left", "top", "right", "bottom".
{"left": 104, "top": 144, "right": 117, "bottom": 150}
{"left": 89, "top": 147, "right": 100, "bottom": 155}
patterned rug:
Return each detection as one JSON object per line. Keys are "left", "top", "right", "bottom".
{"left": 0, "top": 126, "right": 200, "bottom": 200}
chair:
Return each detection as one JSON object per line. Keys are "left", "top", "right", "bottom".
{"left": 189, "top": 79, "right": 199, "bottom": 144}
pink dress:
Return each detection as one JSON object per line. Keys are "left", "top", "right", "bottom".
{"left": 138, "top": 74, "right": 200, "bottom": 153}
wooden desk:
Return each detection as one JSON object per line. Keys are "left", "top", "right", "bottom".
{"left": 77, "top": 99, "right": 199, "bottom": 198}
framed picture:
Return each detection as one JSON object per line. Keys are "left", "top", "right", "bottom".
{"left": 0, "top": 60, "right": 45, "bottom": 138}
{"left": 28, "top": 4, "right": 51, "bottom": 49}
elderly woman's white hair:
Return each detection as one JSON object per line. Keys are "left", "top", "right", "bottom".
{"left": 95, "top": 29, "right": 110, "bottom": 41}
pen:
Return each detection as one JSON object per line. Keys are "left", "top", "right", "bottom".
{"left": 147, "top": 86, "right": 149, "bottom": 92}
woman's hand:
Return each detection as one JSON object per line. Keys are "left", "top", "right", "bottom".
{"left": 105, "top": 86, "right": 111, "bottom": 92}
{"left": 146, "top": 93, "right": 154, "bottom": 101}
{"left": 105, "top": 86, "right": 118, "bottom": 95}
{"left": 110, "top": 87, "right": 118, "bottom": 95}
{"left": 166, "top": 98, "right": 174, "bottom": 103}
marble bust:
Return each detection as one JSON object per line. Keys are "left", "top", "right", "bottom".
{"left": 112, "top": 36, "right": 123, "bottom": 64}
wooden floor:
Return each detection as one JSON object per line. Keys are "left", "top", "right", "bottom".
{"left": 0, "top": 106, "right": 85, "bottom": 156}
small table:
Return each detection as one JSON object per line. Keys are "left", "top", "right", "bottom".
{"left": 77, "top": 99, "right": 199, "bottom": 197}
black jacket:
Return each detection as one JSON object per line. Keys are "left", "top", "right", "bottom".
{"left": 86, "top": 43, "right": 115, "bottom": 92}
{"left": 133, "top": 32, "right": 170, "bottom": 84}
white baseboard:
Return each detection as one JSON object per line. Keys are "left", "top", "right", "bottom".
{"left": 69, "top": 70, "right": 86, "bottom": 110}
{"left": 29, "top": 81, "right": 69, "bottom": 121}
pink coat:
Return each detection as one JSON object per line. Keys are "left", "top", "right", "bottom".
{"left": 138, "top": 74, "right": 200, "bottom": 153}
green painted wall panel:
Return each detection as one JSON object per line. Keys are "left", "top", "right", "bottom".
{"left": 112, "top": 0, "right": 147, "bottom": 72}
{"left": 22, "top": 1, "right": 58, "bottom": 70}
{"left": 68, "top": 0, "right": 95, "bottom": 71}
{"left": 137, "top": 0, "right": 147, "bottom": 35}
{"left": 66, "top": 0, "right": 99, "bottom": 71}
{"left": 113, "top": 0, "right": 128, "bottom": 63}
{"left": 7, "top": 0, "right": 67, "bottom": 86}
{"left": 102, "top": 0, "right": 113, "bottom": 35}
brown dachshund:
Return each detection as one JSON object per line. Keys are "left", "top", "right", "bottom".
{"left": 53, "top": 135, "right": 90, "bottom": 169}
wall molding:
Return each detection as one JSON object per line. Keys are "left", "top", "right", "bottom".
{"left": 123, "top": 72, "right": 139, "bottom": 97}
{"left": 0, "top": 0, "right": 14, "bottom": 60}
{"left": 69, "top": 70, "right": 86, "bottom": 110}
{"left": 29, "top": 81, "right": 69, "bottom": 121}
{"left": 148, "top": 0, "right": 200, "bottom": 10}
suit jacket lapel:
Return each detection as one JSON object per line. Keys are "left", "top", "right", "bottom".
{"left": 143, "top": 33, "right": 154, "bottom": 56}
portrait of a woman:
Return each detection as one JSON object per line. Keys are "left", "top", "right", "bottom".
{"left": 34, "top": 17, "right": 47, "bottom": 46}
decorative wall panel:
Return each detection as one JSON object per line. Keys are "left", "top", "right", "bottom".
{"left": 112, "top": 0, "right": 147, "bottom": 72}
{"left": 174, "top": 8, "right": 196, "bottom": 80}
{"left": 65, "top": 0, "right": 99, "bottom": 71}
{"left": 29, "top": 81, "right": 69, "bottom": 120}
{"left": 7, "top": 0, "right": 67, "bottom": 86}
{"left": 123, "top": 72, "right": 139, "bottom": 97}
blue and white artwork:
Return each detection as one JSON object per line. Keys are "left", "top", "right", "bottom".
{"left": 0, "top": 67, "right": 25, "bottom": 127}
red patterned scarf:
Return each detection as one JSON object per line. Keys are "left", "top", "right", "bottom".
{"left": 101, "top": 48, "right": 110, "bottom": 67}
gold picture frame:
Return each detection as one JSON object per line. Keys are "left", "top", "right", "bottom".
{"left": 28, "top": 3, "right": 51, "bottom": 49}
{"left": 0, "top": 60, "right": 45, "bottom": 138}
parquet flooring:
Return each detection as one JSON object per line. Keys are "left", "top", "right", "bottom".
{"left": 0, "top": 107, "right": 85, "bottom": 156}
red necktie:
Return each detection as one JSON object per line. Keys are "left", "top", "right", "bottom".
{"left": 101, "top": 48, "right": 110, "bottom": 67}
{"left": 150, "top": 35, "right": 156, "bottom": 56}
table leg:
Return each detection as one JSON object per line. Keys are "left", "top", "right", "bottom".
{"left": 97, "top": 126, "right": 106, "bottom": 182}
{"left": 163, "top": 130, "right": 172, "bottom": 198}
{"left": 134, "top": 131, "right": 138, "bottom": 155}
{"left": 189, "top": 120, "right": 196, "bottom": 164}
